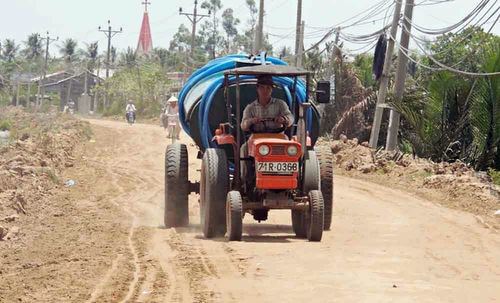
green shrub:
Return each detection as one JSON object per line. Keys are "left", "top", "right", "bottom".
{"left": 488, "top": 168, "right": 500, "bottom": 186}
{"left": 0, "top": 120, "right": 12, "bottom": 131}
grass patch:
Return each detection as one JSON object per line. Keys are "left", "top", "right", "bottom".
{"left": 488, "top": 168, "right": 500, "bottom": 186}
{"left": 0, "top": 119, "right": 12, "bottom": 131}
{"left": 38, "top": 168, "right": 60, "bottom": 184}
{"left": 407, "top": 171, "right": 434, "bottom": 179}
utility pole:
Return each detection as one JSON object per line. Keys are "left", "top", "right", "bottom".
{"left": 386, "top": 0, "right": 415, "bottom": 151}
{"left": 333, "top": 30, "right": 341, "bottom": 103}
{"left": 179, "top": 0, "right": 210, "bottom": 60}
{"left": 368, "top": 0, "right": 403, "bottom": 148}
{"left": 294, "top": 0, "right": 302, "bottom": 66}
{"left": 296, "top": 21, "right": 305, "bottom": 68}
{"left": 98, "top": 20, "right": 122, "bottom": 107}
{"left": 253, "top": 0, "right": 264, "bottom": 54}
{"left": 210, "top": 5, "right": 217, "bottom": 59}
{"left": 39, "top": 31, "right": 58, "bottom": 109}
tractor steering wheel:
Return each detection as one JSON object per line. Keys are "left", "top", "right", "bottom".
{"left": 249, "top": 118, "right": 287, "bottom": 134}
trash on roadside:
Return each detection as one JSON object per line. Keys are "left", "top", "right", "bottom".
{"left": 65, "top": 179, "right": 75, "bottom": 187}
{"left": 89, "top": 139, "right": 96, "bottom": 143}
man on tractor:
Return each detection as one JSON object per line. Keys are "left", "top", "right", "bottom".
{"left": 240, "top": 75, "right": 294, "bottom": 191}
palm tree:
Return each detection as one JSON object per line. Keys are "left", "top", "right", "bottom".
{"left": 82, "top": 41, "right": 98, "bottom": 71}
{"left": 470, "top": 43, "right": 500, "bottom": 170}
{"left": 392, "top": 72, "right": 476, "bottom": 161}
{"left": 23, "top": 33, "right": 42, "bottom": 60}
{"left": 60, "top": 38, "right": 78, "bottom": 66}
{"left": 120, "top": 47, "right": 137, "bottom": 68}
{"left": 2, "top": 39, "right": 18, "bottom": 62}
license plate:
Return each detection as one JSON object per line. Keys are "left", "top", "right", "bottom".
{"left": 257, "top": 162, "right": 298, "bottom": 173}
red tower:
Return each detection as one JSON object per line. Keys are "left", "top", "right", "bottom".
{"left": 136, "top": 1, "right": 153, "bottom": 55}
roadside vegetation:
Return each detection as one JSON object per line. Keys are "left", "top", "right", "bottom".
{"left": 0, "top": 1, "right": 498, "bottom": 177}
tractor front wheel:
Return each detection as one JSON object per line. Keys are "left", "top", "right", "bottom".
{"left": 226, "top": 191, "right": 243, "bottom": 241}
{"left": 306, "top": 190, "right": 324, "bottom": 242}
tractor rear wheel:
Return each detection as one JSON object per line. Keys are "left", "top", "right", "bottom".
{"left": 316, "top": 146, "right": 334, "bottom": 230}
{"left": 226, "top": 191, "right": 243, "bottom": 241}
{"left": 164, "top": 144, "right": 189, "bottom": 228}
{"left": 302, "top": 150, "right": 320, "bottom": 193}
{"left": 200, "top": 148, "right": 229, "bottom": 238}
{"left": 306, "top": 190, "right": 324, "bottom": 242}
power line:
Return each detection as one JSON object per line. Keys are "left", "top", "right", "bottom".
{"left": 408, "top": 0, "right": 494, "bottom": 35}
{"left": 406, "top": 34, "right": 500, "bottom": 76}
{"left": 391, "top": 24, "right": 500, "bottom": 77}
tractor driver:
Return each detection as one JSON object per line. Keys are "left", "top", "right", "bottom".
{"left": 240, "top": 75, "right": 293, "bottom": 133}
{"left": 239, "top": 75, "right": 294, "bottom": 189}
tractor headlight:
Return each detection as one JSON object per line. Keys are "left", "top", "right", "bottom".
{"left": 287, "top": 145, "right": 298, "bottom": 156}
{"left": 258, "top": 144, "right": 270, "bottom": 156}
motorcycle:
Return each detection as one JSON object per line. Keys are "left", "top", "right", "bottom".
{"left": 126, "top": 112, "right": 136, "bottom": 125}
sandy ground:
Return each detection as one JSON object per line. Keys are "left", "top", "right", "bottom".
{"left": 1, "top": 118, "right": 499, "bottom": 303}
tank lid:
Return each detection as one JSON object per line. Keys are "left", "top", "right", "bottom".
{"left": 224, "top": 65, "right": 311, "bottom": 77}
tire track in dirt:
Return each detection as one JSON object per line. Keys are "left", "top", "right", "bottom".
{"left": 86, "top": 122, "right": 178, "bottom": 302}
{"left": 85, "top": 163, "right": 141, "bottom": 302}
{"left": 165, "top": 229, "right": 220, "bottom": 302}
{"left": 84, "top": 125, "right": 155, "bottom": 302}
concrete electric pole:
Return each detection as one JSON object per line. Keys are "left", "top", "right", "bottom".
{"left": 179, "top": 0, "right": 211, "bottom": 60}
{"left": 38, "top": 31, "right": 58, "bottom": 109}
{"left": 295, "top": 0, "right": 302, "bottom": 66}
{"left": 98, "top": 20, "right": 122, "bottom": 107}
{"left": 253, "top": 0, "right": 264, "bottom": 54}
{"left": 368, "top": 0, "right": 403, "bottom": 148}
{"left": 386, "top": 0, "right": 415, "bottom": 151}
{"left": 296, "top": 21, "right": 305, "bottom": 68}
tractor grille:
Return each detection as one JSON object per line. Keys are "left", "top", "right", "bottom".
{"left": 271, "top": 145, "right": 285, "bottom": 155}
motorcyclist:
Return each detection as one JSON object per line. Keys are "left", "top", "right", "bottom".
{"left": 125, "top": 99, "right": 136, "bottom": 122}
{"left": 165, "top": 96, "right": 180, "bottom": 139}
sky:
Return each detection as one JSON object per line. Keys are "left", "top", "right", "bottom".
{"left": 1, "top": 0, "right": 498, "bottom": 58}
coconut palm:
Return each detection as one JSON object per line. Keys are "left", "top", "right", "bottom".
{"left": 2, "top": 39, "right": 18, "bottom": 62}
{"left": 60, "top": 38, "right": 78, "bottom": 65}
{"left": 23, "top": 33, "right": 43, "bottom": 60}
{"left": 470, "top": 43, "right": 500, "bottom": 170}
{"left": 82, "top": 41, "right": 98, "bottom": 71}
{"left": 392, "top": 71, "right": 476, "bottom": 161}
{"left": 120, "top": 47, "right": 137, "bottom": 68}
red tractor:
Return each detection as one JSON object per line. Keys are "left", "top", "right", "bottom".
{"left": 164, "top": 64, "right": 334, "bottom": 242}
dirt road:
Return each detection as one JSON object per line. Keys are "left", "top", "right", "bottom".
{"left": 2, "top": 118, "right": 499, "bottom": 302}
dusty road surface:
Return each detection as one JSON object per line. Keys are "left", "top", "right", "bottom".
{"left": 2, "top": 118, "right": 499, "bottom": 303}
